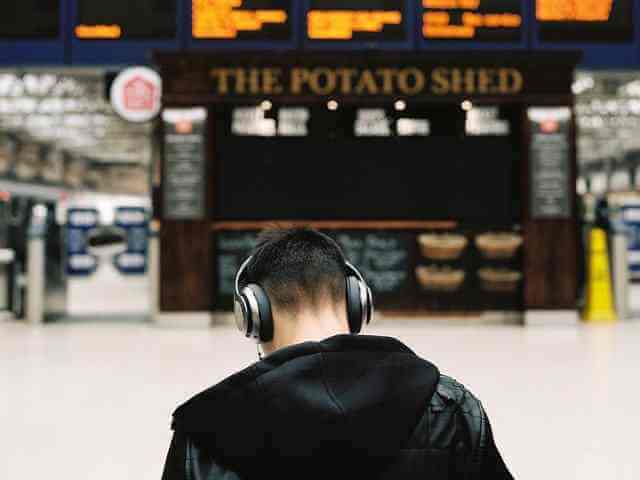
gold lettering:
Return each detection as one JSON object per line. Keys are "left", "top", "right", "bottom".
{"left": 355, "top": 70, "right": 379, "bottom": 95}
{"left": 248, "top": 68, "right": 261, "bottom": 95}
{"left": 449, "top": 69, "right": 477, "bottom": 94}
{"left": 498, "top": 68, "right": 523, "bottom": 94}
{"left": 397, "top": 68, "right": 425, "bottom": 95}
{"left": 234, "top": 68, "right": 247, "bottom": 94}
{"left": 477, "top": 68, "right": 497, "bottom": 94}
{"left": 291, "top": 68, "right": 311, "bottom": 94}
{"left": 309, "top": 68, "right": 337, "bottom": 95}
{"left": 262, "top": 68, "right": 284, "bottom": 95}
{"left": 376, "top": 68, "right": 397, "bottom": 95}
{"left": 335, "top": 68, "right": 358, "bottom": 94}
{"left": 210, "top": 68, "right": 235, "bottom": 95}
{"left": 431, "top": 68, "right": 449, "bottom": 95}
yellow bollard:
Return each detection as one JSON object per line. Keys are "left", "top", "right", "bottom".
{"left": 583, "top": 228, "right": 617, "bottom": 323}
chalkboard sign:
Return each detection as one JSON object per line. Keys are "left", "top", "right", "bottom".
{"left": 331, "top": 231, "right": 411, "bottom": 298}
{"left": 162, "top": 108, "right": 207, "bottom": 220}
{"left": 213, "top": 229, "right": 413, "bottom": 308}
{"left": 212, "top": 226, "right": 523, "bottom": 311}
{"left": 215, "top": 231, "right": 260, "bottom": 299}
{"left": 528, "top": 107, "right": 572, "bottom": 219}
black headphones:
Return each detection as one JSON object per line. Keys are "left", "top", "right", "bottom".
{"left": 233, "top": 235, "right": 374, "bottom": 343}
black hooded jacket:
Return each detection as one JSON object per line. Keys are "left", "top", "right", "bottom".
{"left": 162, "top": 335, "right": 513, "bottom": 480}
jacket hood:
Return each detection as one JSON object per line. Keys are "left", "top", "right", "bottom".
{"left": 172, "top": 335, "right": 439, "bottom": 462}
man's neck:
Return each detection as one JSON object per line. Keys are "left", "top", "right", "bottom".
{"left": 262, "top": 305, "right": 349, "bottom": 356}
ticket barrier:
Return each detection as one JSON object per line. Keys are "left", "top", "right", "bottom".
{"left": 21, "top": 204, "right": 66, "bottom": 324}
{"left": 0, "top": 247, "right": 14, "bottom": 319}
{"left": 25, "top": 205, "right": 47, "bottom": 324}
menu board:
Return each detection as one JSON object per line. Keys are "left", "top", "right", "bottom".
{"left": 216, "top": 231, "right": 260, "bottom": 297}
{"left": 192, "top": 0, "right": 292, "bottom": 41}
{"left": 213, "top": 227, "right": 523, "bottom": 311}
{"left": 422, "top": 0, "right": 522, "bottom": 42}
{"left": 537, "top": 0, "right": 633, "bottom": 42}
{"left": 0, "top": 0, "right": 60, "bottom": 38}
{"left": 162, "top": 108, "right": 207, "bottom": 220}
{"left": 528, "top": 107, "right": 572, "bottom": 219}
{"left": 75, "top": 0, "right": 176, "bottom": 39}
{"left": 333, "top": 231, "right": 411, "bottom": 296}
{"left": 307, "top": 0, "right": 407, "bottom": 42}
{"left": 214, "top": 229, "right": 411, "bottom": 306}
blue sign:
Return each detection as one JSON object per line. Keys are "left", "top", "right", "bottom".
{"left": 114, "top": 207, "right": 149, "bottom": 275}
{"left": 66, "top": 208, "right": 99, "bottom": 276}
{"left": 622, "top": 205, "right": 640, "bottom": 281}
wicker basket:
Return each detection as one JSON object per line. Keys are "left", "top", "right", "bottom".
{"left": 475, "top": 233, "right": 523, "bottom": 260}
{"left": 418, "top": 234, "right": 468, "bottom": 260}
{"left": 478, "top": 268, "right": 522, "bottom": 293}
{"left": 416, "top": 266, "right": 465, "bottom": 292}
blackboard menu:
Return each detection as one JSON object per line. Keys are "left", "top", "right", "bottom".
{"left": 216, "top": 231, "right": 260, "bottom": 298}
{"left": 213, "top": 229, "right": 412, "bottom": 307}
{"left": 331, "top": 231, "right": 410, "bottom": 298}
{"left": 162, "top": 108, "right": 207, "bottom": 220}
{"left": 528, "top": 107, "right": 572, "bottom": 219}
{"left": 213, "top": 227, "right": 523, "bottom": 312}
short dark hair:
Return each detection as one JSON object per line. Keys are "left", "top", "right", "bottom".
{"left": 244, "top": 228, "right": 347, "bottom": 313}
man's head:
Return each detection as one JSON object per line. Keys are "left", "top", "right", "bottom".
{"left": 241, "top": 228, "right": 350, "bottom": 354}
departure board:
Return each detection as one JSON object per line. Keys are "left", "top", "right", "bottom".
{"left": 422, "top": 0, "right": 522, "bottom": 42}
{"left": 307, "top": 1, "right": 407, "bottom": 42}
{"left": 75, "top": 0, "right": 177, "bottom": 39}
{"left": 192, "top": 0, "right": 292, "bottom": 41}
{"left": 537, "top": 0, "right": 633, "bottom": 42}
{"left": 0, "top": 0, "right": 60, "bottom": 38}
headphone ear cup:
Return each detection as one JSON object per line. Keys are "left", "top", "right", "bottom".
{"left": 246, "top": 283, "right": 274, "bottom": 343}
{"left": 346, "top": 276, "right": 363, "bottom": 334}
{"left": 234, "top": 296, "right": 251, "bottom": 337}
{"left": 365, "top": 286, "right": 374, "bottom": 325}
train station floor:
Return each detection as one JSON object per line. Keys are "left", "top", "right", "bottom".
{"left": 1, "top": 317, "right": 639, "bottom": 480}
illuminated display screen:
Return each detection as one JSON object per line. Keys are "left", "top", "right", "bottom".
{"left": 192, "top": 0, "right": 292, "bottom": 41}
{"left": 0, "top": 0, "right": 60, "bottom": 38}
{"left": 422, "top": 0, "right": 522, "bottom": 42}
{"left": 75, "top": 0, "right": 176, "bottom": 39}
{"left": 307, "top": 0, "right": 407, "bottom": 42}
{"left": 537, "top": 0, "right": 633, "bottom": 42}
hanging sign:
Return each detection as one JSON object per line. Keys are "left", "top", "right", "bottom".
{"left": 110, "top": 67, "right": 162, "bottom": 123}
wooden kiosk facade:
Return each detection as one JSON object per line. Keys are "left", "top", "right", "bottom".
{"left": 154, "top": 51, "right": 581, "bottom": 320}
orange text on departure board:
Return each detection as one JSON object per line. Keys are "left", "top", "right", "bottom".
{"left": 75, "top": 24, "right": 122, "bottom": 39}
{"left": 308, "top": 10, "right": 402, "bottom": 40}
{"left": 423, "top": 0, "right": 521, "bottom": 39}
{"left": 193, "top": 0, "right": 288, "bottom": 39}
{"left": 536, "top": 0, "right": 614, "bottom": 22}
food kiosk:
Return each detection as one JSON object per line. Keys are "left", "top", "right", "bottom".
{"left": 154, "top": 50, "right": 580, "bottom": 320}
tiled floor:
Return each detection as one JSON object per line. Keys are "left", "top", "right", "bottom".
{"left": 1, "top": 317, "right": 639, "bottom": 480}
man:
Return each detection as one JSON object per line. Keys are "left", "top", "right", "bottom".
{"left": 162, "top": 228, "right": 513, "bottom": 480}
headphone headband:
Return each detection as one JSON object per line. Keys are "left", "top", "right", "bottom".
{"left": 235, "top": 256, "right": 367, "bottom": 296}
{"left": 233, "top": 232, "right": 374, "bottom": 342}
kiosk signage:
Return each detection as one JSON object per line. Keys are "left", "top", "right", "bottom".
{"left": 162, "top": 108, "right": 207, "bottom": 220}
{"left": 528, "top": 107, "right": 572, "bottom": 219}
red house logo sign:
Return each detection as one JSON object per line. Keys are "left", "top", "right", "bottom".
{"left": 111, "top": 67, "right": 162, "bottom": 123}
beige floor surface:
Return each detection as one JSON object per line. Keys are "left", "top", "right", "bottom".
{"left": 1, "top": 318, "right": 639, "bottom": 480}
